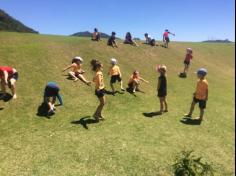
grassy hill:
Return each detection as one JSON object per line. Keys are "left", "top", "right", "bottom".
{"left": 0, "top": 9, "right": 38, "bottom": 33}
{"left": 0, "top": 32, "right": 234, "bottom": 176}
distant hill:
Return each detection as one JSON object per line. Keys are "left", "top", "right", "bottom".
{"left": 202, "top": 39, "right": 233, "bottom": 43}
{"left": 0, "top": 9, "right": 38, "bottom": 33}
{"left": 71, "top": 31, "right": 110, "bottom": 38}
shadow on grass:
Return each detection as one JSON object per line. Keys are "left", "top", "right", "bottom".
{"left": 0, "top": 93, "right": 12, "bottom": 102}
{"left": 36, "top": 102, "right": 52, "bottom": 119}
{"left": 143, "top": 111, "right": 162, "bottom": 118}
{"left": 0, "top": 107, "right": 4, "bottom": 110}
{"left": 71, "top": 116, "right": 98, "bottom": 129}
{"left": 180, "top": 117, "right": 202, "bottom": 125}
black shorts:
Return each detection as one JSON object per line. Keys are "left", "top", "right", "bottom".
{"left": 95, "top": 89, "right": 105, "bottom": 98}
{"left": 165, "top": 37, "right": 170, "bottom": 43}
{"left": 157, "top": 90, "right": 167, "bottom": 97}
{"left": 184, "top": 60, "right": 190, "bottom": 66}
{"left": 11, "top": 72, "right": 19, "bottom": 81}
{"left": 193, "top": 97, "right": 206, "bottom": 109}
{"left": 110, "top": 75, "right": 122, "bottom": 84}
{"left": 150, "top": 39, "right": 155, "bottom": 46}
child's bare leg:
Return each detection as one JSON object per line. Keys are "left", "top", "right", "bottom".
{"left": 132, "top": 82, "right": 137, "bottom": 93}
{"left": 159, "top": 97, "right": 164, "bottom": 113}
{"left": 69, "top": 71, "right": 78, "bottom": 80}
{"left": 163, "top": 97, "right": 168, "bottom": 112}
{"left": 187, "top": 99, "right": 196, "bottom": 117}
{"left": 199, "top": 109, "right": 204, "bottom": 120}
{"left": 10, "top": 79, "right": 17, "bottom": 99}
{"left": 94, "top": 96, "right": 105, "bottom": 120}
{"left": 77, "top": 74, "right": 91, "bottom": 85}
{"left": 120, "top": 81, "right": 125, "bottom": 90}
{"left": 110, "top": 83, "right": 115, "bottom": 93}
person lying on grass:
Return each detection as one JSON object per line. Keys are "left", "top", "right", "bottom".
{"left": 0, "top": 66, "right": 19, "bottom": 99}
{"left": 128, "top": 70, "right": 149, "bottom": 93}
{"left": 144, "top": 33, "right": 156, "bottom": 46}
{"left": 90, "top": 59, "right": 106, "bottom": 122}
{"left": 63, "top": 56, "right": 91, "bottom": 85}
{"left": 44, "top": 82, "right": 63, "bottom": 116}
{"left": 185, "top": 68, "right": 208, "bottom": 121}
{"left": 108, "top": 58, "right": 125, "bottom": 95}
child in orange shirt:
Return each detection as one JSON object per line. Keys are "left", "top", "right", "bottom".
{"left": 108, "top": 58, "right": 125, "bottom": 94}
{"left": 63, "top": 56, "right": 91, "bottom": 85}
{"left": 128, "top": 70, "right": 149, "bottom": 93}
{"left": 90, "top": 59, "right": 106, "bottom": 122}
{"left": 185, "top": 68, "right": 208, "bottom": 121}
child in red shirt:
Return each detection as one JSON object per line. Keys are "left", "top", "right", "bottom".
{"left": 179, "top": 48, "right": 193, "bottom": 78}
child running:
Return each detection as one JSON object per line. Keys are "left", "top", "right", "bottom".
{"left": 91, "top": 28, "right": 101, "bottom": 41}
{"left": 163, "top": 29, "right": 175, "bottom": 48}
{"left": 185, "top": 68, "right": 208, "bottom": 121}
{"left": 44, "top": 82, "right": 63, "bottom": 116}
{"left": 157, "top": 65, "right": 168, "bottom": 114}
{"left": 180, "top": 48, "right": 193, "bottom": 78}
{"left": 63, "top": 56, "right": 91, "bottom": 85}
{"left": 108, "top": 58, "right": 125, "bottom": 94}
{"left": 0, "top": 66, "right": 18, "bottom": 99}
{"left": 107, "top": 32, "right": 118, "bottom": 48}
{"left": 90, "top": 59, "right": 106, "bottom": 121}
{"left": 128, "top": 70, "right": 149, "bottom": 93}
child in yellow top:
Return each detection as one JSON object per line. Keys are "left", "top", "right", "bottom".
{"left": 90, "top": 59, "right": 106, "bottom": 122}
{"left": 108, "top": 58, "right": 125, "bottom": 94}
{"left": 128, "top": 70, "right": 149, "bottom": 93}
{"left": 63, "top": 56, "right": 91, "bottom": 85}
{"left": 185, "top": 68, "right": 208, "bottom": 121}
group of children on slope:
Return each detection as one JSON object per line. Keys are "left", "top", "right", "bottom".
{"left": 92, "top": 28, "right": 174, "bottom": 48}
{"left": 0, "top": 46, "right": 207, "bottom": 122}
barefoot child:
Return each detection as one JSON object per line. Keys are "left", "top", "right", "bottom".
{"left": 92, "top": 28, "right": 101, "bottom": 41}
{"left": 157, "top": 65, "right": 168, "bottom": 114}
{"left": 90, "top": 59, "right": 106, "bottom": 121}
{"left": 44, "top": 82, "right": 63, "bottom": 116}
{"left": 163, "top": 29, "right": 175, "bottom": 48}
{"left": 0, "top": 66, "right": 18, "bottom": 99}
{"left": 185, "top": 68, "right": 208, "bottom": 121}
{"left": 107, "top": 32, "right": 118, "bottom": 48}
{"left": 124, "top": 32, "right": 139, "bottom": 46}
{"left": 179, "top": 48, "right": 193, "bottom": 78}
{"left": 63, "top": 56, "right": 91, "bottom": 85}
{"left": 108, "top": 58, "right": 125, "bottom": 94}
{"left": 128, "top": 70, "right": 149, "bottom": 93}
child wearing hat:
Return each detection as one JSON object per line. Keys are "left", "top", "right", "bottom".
{"left": 0, "top": 66, "right": 18, "bottom": 99}
{"left": 63, "top": 56, "right": 91, "bottom": 85}
{"left": 108, "top": 58, "right": 125, "bottom": 94}
{"left": 157, "top": 65, "right": 168, "bottom": 113}
{"left": 128, "top": 71, "right": 149, "bottom": 93}
{"left": 44, "top": 82, "right": 63, "bottom": 116}
{"left": 185, "top": 68, "right": 208, "bottom": 121}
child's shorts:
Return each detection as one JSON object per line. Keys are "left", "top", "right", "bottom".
{"left": 165, "top": 37, "right": 170, "bottom": 43}
{"left": 110, "top": 75, "right": 122, "bottom": 84}
{"left": 95, "top": 89, "right": 105, "bottom": 98}
{"left": 184, "top": 60, "right": 190, "bottom": 66}
{"left": 10, "top": 72, "right": 19, "bottom": 81}
{"left": 157, "top": 90, "right": 167, "bottom": 97}
{"left": 193, "top": 97, "right": 206, "bottom": 109}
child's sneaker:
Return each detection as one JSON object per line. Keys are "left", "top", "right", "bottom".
{"left": 73, "top": 78, "right": 79, "bottom": 82}
{"left": 12, "top": 94, "right": 17, "bottom": 99}
{"left": 48, "top": 109, "right": 55, "bottom": 116}
{"left": 184, "top": 113, "right": 192, "bottom": 118}
{"left": 121, "top": 88, "right": 125, "bottom": 91}
{"left": 132, "top": 89, "right": 136, "bottom": 93}
{"left": 163, "top": 109, "right": 168, "bottom": 113}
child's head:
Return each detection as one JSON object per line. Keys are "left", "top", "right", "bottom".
{"left": 111, "top": 58, "right": 117, "bottom": 65}
{"left": 144, "top": 33, "right": 148, "bottom": 38}
{"left": 186, "top": 48, "right": 193, "bottom": 54}
{"left": 157, "top": 65, "right": 167, "bottom": 75}
{"left": 72, "top": 56, "right": 83, "bottom": 64}
{"left": 126, "top": 32, "right": 131, "bottom": 37}
{"left": 91, "top": 59, "right": 103, "bottom": 71}
{"left": 165, "top": 29, "right": 169, "bottom": 32}
{"left": 197, "top": 68, "right": 207, "bottom": 79}
{"left": 133, "top": 70, "right": 139, "bottom": 76}
{"left": 94, "top": 28, "right": 98, "bottom": 32}
{"left": 111, "top": 32, "right": 116, "bottom": 36}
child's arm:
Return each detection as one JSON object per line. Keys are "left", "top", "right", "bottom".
{"left": 205, "top": 89, "right": 208, "bottom": 101}
{"left": 113, "top": 40, "right": 118, "bottom": 48}
{"left": 169, "top": 32, "right": 175, "bottom": 36}
{"left": 118, "top": 67, "right": 122, "bottom": 77}
{"left": 157, "top": 78, "right": 160, "bottom": 91}
{"left": 98, "top": 74, "right": 103, "bottom": 89}
{"left": 140, "top": 77, "right": 149, "bottom": 83}
{"left": 62, "top": 65, "right": 72, "bottom": 72}
{"left": 56, "top": 93, "right": 63, "bottom": 105}
{"left": 3, "top": 71, "right": 8, "bottom": 84}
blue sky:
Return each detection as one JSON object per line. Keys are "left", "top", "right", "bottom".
{"left": 0, "top": 0, "right": 235, "bottom": 41}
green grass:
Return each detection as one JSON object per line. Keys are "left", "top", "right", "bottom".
{"left": 0, "top": 32, "right": 235, "bottom": 176}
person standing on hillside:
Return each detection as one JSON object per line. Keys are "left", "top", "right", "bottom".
{"left": 163, "top": 29, "right": 175, "bottom": 48}
{"left": 107, "top": 32, "right": 118, "bottom": 48}
{"left": 90, "top": 59, "right": 106, "bottom": 121}
{"left": 0, "top": 66, "right": 18, "bottom": 99}
{"left": 108, "top": 58, "right": 125, "bottom": 94}
{"left": 185, "top": 68, "right": 208, "bottom": 121}
{"left": 179, "top": 48, "right": 193, "bottom": 78}
{"left": 91, "top": 28, "right": 101, "bottom": 41}
{"left": 156, "top": 65, "right": 168, "bottom": 114}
